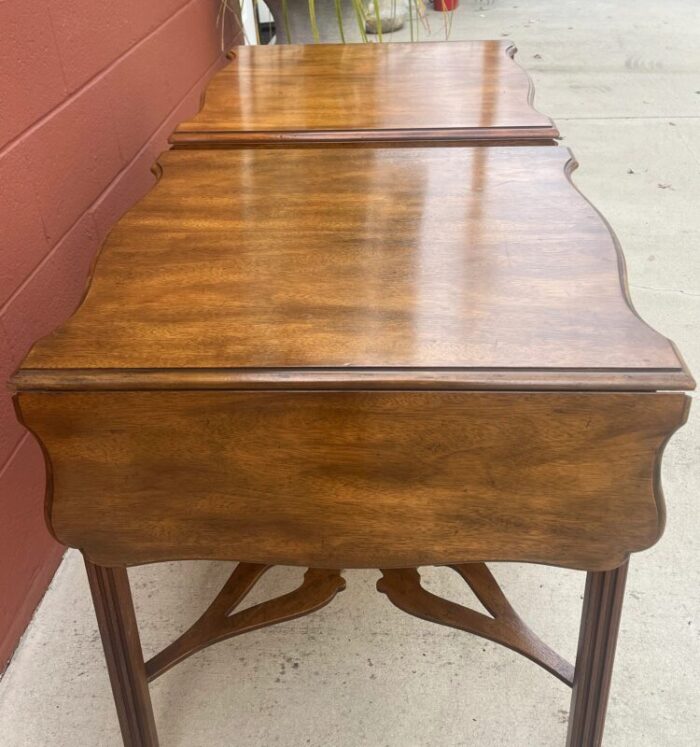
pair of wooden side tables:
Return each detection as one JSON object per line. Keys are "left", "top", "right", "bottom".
{"left": 12, "top": 41, "right": 693, "bottom": 746}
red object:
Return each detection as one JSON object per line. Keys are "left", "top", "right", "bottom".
{"left": 434, "top": 0, "right": 459, "bottom": 10}
{"left": 0, "top": 0, "right": 239, "bottom": 671}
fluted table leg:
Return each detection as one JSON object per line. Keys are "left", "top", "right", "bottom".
{"left": 567, "top": 561, "right": 629, "bottom": 747}
{"left": 85, "top": 559, "right": 159, "bottom": 747}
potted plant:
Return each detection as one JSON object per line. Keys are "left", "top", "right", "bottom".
{"left": 222, "top": 0, "right": 457, "bottom": 44}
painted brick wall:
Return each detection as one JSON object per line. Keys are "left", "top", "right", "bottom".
{"left": 0, "top": 0, "right": 238, "bottom": 669}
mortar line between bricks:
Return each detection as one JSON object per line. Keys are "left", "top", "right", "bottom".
{"left": 0, "top": 0, "right": 201, "bottom": 161}
{"left": 0, "top": 54, "right": 225, "bottom": 320}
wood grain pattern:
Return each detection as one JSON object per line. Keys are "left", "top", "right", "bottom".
{"left": 13, "top": 147, "right": 691, "bottom": 390}
{"left": 171, "top": 41, "right": 558, "bottom": 146}
{"left": 13, "top": 37, "right": 693, "bottom": 747}
{"left": 17, "top": 390, "right": 689, "bottom": 571}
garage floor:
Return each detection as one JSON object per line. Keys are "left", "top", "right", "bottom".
{"left": 1, "top": 1, "right": 698, "bottom": 745}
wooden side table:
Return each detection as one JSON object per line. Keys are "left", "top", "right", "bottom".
{"left": 170, "top": 41, "right": 558, "bottom": 147}
{"left": 13, "top": 146, "right": 693, "bottom": 746}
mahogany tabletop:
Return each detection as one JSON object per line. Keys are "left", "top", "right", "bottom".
{"left": 14, "top": 146, "right": 691, "bottom": 393}
{"left": 171, "top": 41, "right": 558, "bottom": 147}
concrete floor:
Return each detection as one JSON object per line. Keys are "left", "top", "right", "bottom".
{"left": 1, "top": 1, "right": 699, "bottom": 745}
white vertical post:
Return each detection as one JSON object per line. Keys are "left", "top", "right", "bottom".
{"left": 241, "top": 0, "right": 258, "bottom": 44}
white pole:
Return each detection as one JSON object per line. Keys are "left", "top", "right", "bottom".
{"left": 240, "top": 0, "right": 258, "bottom": 44}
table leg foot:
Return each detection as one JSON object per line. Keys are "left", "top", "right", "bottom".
{"left": 84, "top": 558, "right": 159, "bottom": 747}
{"left": 566, "top": 561, "right": 629, "bottom": 747}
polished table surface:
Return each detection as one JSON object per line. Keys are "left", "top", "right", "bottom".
{"left": 13, "top": 144, "right": 693, "bottom": 747}
{"left": 14, "top": 145, "right": 692, "bottom": 572}
{"left": 171, "top": 41, "right": 558, "bottom": 146}
{"left": 16, "top": 147, "right": 688, "bottom": 387}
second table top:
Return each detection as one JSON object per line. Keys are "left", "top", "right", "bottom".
{"left": 171, "top": 41, "right": 558, "bottom": 146}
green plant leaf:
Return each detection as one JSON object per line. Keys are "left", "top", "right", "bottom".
{"left": 308, "top": 0, "right": 320, "bottom": 42}
{"left": 351, "top": 0, "right": 368, "bottom": 42}
{"left": 372, "top": 0, "right": 383, "bottom": 42}
{"left": 281, "top": 0, "right": 292, "bottom": 43}
{"left": 334, "top": 0, "right": 346, "bottom": 43}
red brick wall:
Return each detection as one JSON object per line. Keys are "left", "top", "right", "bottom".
{"left": 0, "top": 0, "right": 238, "bottom": 669}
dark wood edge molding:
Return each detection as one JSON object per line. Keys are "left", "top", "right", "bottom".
{"left": 564, "top": 154, "right": 655, "bottom": 330}
{"left": 10, "top": 366, "right": 694, "bottom": 392}
{"left": 503, "top": 40, "right": 558, "bottom": 135}
{"left": 563, "top": 152, "right": 695, "bottom": 391}
{"left": 171, "top": 137, "right": 561, "bottom": 150}
{"left": 170, "top": 126, "right": 561, "bottom": 146}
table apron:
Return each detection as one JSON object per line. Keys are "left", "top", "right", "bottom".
{"left": 16, "top": 390, "right": 689, "bottom": 571}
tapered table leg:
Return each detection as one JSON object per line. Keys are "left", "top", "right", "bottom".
{"left": 567, "top": 561, "right": 629, "bottom": 747}
{"left": 84, "top": 558, "right": 159, "bottom": 747}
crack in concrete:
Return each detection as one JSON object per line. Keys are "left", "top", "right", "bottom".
{"left": 557, "top": 115, "right": 700, "bottom": 121}
{"left": 631, "top": 284, "right": 700, "bottom": 297}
